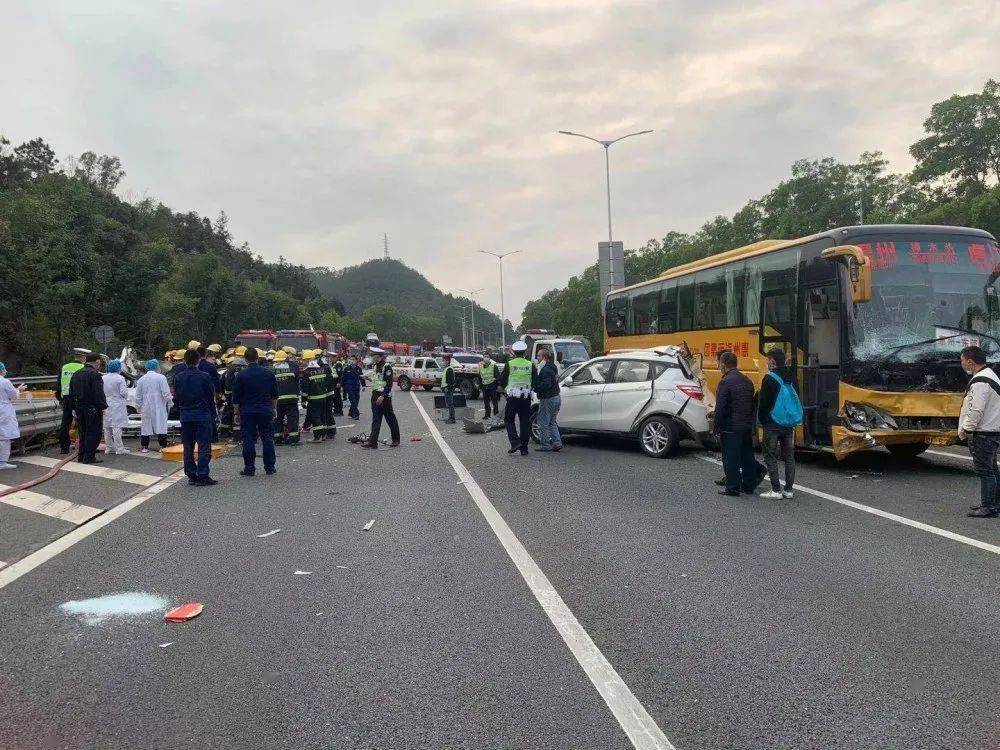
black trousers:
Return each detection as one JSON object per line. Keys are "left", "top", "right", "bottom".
{"left": 482, "top": 384, "right": 500, "bottom": 418}
{"left": 332, "top": 387, "right": 344, "bottom": 416}
{"left": 140, "top": 434, "right": 168, "bottom": 449}
{"left": 275, "top": 400, "right": 300, "bottom": 443}
{"left": 368, "top": 394, "right": 400, "bottom": 445}
{"left": 58, "top": 401, "right": 74, "bottom": 452}
{"left": 505, "top": 397, "right": 532, "bottom": 452}
{"left": 323, "top": 395, "right": 337, "bottom": 439}
{"left": 306, "top": 399, "right": 326, "bottom": 439}
{"left": 75, "top": 406, "right": 103, "bottom": 463}
{"left": 720, "top": 430, "right": 766, "bottom": 493}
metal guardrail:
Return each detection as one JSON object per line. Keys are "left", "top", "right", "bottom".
{"left": 10, "top": 375, "right": 58, "bottom": 387}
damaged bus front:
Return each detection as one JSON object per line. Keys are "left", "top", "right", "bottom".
{"left": 834, "top": 226, "right": 1000, "bottom": 458}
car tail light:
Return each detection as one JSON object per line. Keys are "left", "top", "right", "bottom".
{"left": 677, "top": 385, "right": 703, "bottom": 400}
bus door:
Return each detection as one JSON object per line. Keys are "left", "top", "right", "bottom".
{"left": 800, "top": 283, "right": 841, "bottom": 446}
{"left": 758, "top": 288, "right": 800, "bottom": 432}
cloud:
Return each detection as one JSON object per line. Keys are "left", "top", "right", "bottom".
{"left": 2, "top": 0, "right": 998, "bottom": 328}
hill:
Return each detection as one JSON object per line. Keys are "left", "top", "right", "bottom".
{"left": 310, "top": 259, "right": 514, "bottom": 347}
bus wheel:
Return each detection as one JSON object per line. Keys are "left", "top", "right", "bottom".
{"left": 887, "top": 444, "right": 928, "bottom": 460}
{"left": 639, "top": 416, "right": 679, "bottom": 458}
{"left": 398, "top": 375, "right": 411, "bottom": 392}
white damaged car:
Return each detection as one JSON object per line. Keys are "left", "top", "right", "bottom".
{"left": 530, "top": 346, "right": 709, "bottom": 457}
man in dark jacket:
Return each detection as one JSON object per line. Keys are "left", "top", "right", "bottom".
{"left": 532, "top": 348, "right": 562, "bottom": 452}
{"left": 479, "top": 353, "right": 501, "bottom": 419}
{"left": 757, "top": 347, "right": 796, "bottom": 499}
{"left": 233, "top": 347, "right": 278, "bottom": 476}
{"left": 440, "top": 351, "right": 457, "bottom": 424}
{"left": 69, "top": 353, "right": 107, "bottom": 464}
{"left": 713, "top": 350, "right": 766, "bottom": 496}
{"left": 174, "top": 349, "right": 217, "bottom": 486}
{"left": 341, "top": 357, "right": 362, "bottom": 419}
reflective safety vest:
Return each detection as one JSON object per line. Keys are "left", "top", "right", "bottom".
{"left": 274, "top": 364, "right": 299, "bottom": 401}
{"left": 60, "top": 362, "right": 83, "bottom": 397}
{"left": 372, "top": 364, "right": 390, "bottom": 392}
{"left": 505, "top": 357, "right": 532, "bottom": 393}
{"left": 480, "top": 364, "right": 495, "bottom": 386}
{"left": 439, "top": 364, "right": 454, "bottom": 388}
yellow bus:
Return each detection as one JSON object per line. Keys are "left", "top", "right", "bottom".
{"left": 604, "top": 224, "right": 1000, "bottom": 458}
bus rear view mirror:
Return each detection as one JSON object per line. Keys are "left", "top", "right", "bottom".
{"left": 821, "top": 244, "right": 871, "bottom": 304}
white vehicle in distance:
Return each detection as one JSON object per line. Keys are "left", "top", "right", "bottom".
{"left": 530, "top": 346, "right": 709, "bottom": 458}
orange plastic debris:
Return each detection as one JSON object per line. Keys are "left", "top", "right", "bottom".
{"left": 164, "top": 602, "right": 204, "bottom": 622}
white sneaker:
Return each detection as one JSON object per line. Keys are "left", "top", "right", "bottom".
{"left": 759, "top": 489, "right": 783, "bottom": 499}
{"left": 140, "top": 448, "right": 149, "bottom": 453}
{"left": 0, "top": 462, "right": 16, "bottom": 470}
{"left": 782, "top": 490, "right": 794, "bottom": 499}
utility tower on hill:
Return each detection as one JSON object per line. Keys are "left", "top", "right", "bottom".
{"left": 383, "top": 233, "right": 389, "bottom": 260}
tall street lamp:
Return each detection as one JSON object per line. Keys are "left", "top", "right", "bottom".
{"left": 478, "top": 250, "right": 520, "bottom": 347}
{"left": 558, "top": 129, "right": 653, "bottom": 283}
{"left": 457, "top": 288, "right": 483, "bottom": 350}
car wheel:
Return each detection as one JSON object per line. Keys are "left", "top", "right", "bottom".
{"left": 459, "top": 378, "right": 476, "bottom": 400}
{"left": 639, "top": 416, "right": 679, "bottom": 458}
{"left": 422, "top": 384, "right": 434, "bottom": 391}
{"left": 398, "top": 375, "right": 411, "bottom": 392}
{"left": 887, "top": 443, "right": 928, "bottom": 459}
{"left": 529, "top": 406, "right": 540, "bottom": 444}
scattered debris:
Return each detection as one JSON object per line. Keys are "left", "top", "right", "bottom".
{"left": 60, "top": 592, "right": 169, "bottom": 625}
{"left": 336, "top": 565, "right": 348, "bottom": 569}
{"left": 256, "top": 529, "right": 281, "bottom": 538}
{"left": 294, "top": 570, "right": 313, "bottom": 576}
{"left": 159, "top": 642, "right": 174, "bottom": 648}
{"left": 456, "top": 480, "right": 465, "bottom": 485}
{"left": 327, "top": 491, "right": 340, "bottom": 496}
{"left": 164, "top": 602, "right": 204, "bottom": 623}
{"left": 410, "top": 435, "right": 422, "bottom": 442}
{"left": 363, "top": 519, "right": 376, "bottom": 531}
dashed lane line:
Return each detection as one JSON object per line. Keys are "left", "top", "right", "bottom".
{"left": 410, "top": 391, "right": 675, "bottom": 750}
{"left": 0, "top": 470, "right": 184, "bottom": 591}
{"left": 698, "top": 456, "right": 1000, "bottom": 556}
{"left": 0, "top": 484, "right": 102, "bottom": 525}
{"left": 16, "top": 454, "right": 161, "bottom": 485}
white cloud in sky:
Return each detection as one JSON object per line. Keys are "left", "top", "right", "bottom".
{"left": 3, "top": 0, "right": 998, "bottom": 323}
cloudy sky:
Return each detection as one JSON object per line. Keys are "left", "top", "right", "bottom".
{"left": 4, "top": 0, "right": 999, "bottom": 323}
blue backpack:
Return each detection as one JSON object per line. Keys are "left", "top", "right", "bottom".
{"left": 767, "top": 371, "right": 803, "bottom": 427}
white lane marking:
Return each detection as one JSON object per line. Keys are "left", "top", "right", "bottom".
{"left": 0, "top": 560, "right": 6, "bottom": 570}
{"left": 0, "top": 471, "right": 183, "bottom": 590}
{"left": 0, "top": 484, "right": 102, "bottom": 525}
{"left": 410, "top": 391, "right": 675, "bottom": 750}
{"left": 698, "top": 456, "right": 1000, "bottom": 556}
{"left": 16, "top": 455, "right": 161, "bottom": 485}
{"left": 925, "top": 449, "right": 973, "bottom": 462}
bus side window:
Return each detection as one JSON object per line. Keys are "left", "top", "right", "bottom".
{"left": 677, "top": 278, "right": 694, "bottom": 331}
{"left": 658, "top": 281, "right": 677, "bottom": 333}
{"left": 606, "top": 296, "right": 629, "bottom": 336}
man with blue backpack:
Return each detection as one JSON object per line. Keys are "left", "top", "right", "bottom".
{"left": 757, "top": 347, "right": 802, "bottom": 499}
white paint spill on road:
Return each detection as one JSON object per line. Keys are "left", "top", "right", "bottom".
{"left": 60, "top": 592, "right": 169, "bottom": 625}
{"left": 256, "top": 529, "right": 281, "bottom": 538}
{"left": 410, "top": 391, "right": 676, "bottom": 750}
{"left": 363, "top": 519, "right": 375, "bottom": 531}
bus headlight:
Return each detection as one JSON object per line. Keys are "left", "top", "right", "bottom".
{"left": 843, "top": 402, "right": 898, "bottom": 432}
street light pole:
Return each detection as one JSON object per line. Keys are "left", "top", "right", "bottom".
{"left": 558, "top": 128, "right": 652, "bottom": 282}
{"left": 457, "top": 288, "right": 483, "bottom": 350}
{"left": 478, "top": 250, "right": 521, "bottom": 348}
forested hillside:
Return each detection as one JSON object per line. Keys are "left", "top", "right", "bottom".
{"left": 0, "top": 139, "right": 332, "bottom": 374}
{"left": 311, "top": 259, "right": 515, "bottom": 347}
{"left": 520, "top": 80, "right": 1000, "bottom": 350}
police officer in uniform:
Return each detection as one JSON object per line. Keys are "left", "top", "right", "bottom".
{"left": 303, "top": 356, "right": 328, "bottom": 442}
{"left": 480, "top": 353, "right": 501, "bottom": 419}
{"left": 272, "top": 350, "right": 300, "bottom": 445}
{"left": 56, "top": 347, "right": 90, "bottom": 454}
{"left": 362, "top": 347, "right": 400, "bottom": 448}
{"left": 440, "top": 351, "right": 457, "bottom": 424}
{"left": 500, "top": 341, "right": 536, "bottom": 456}
{"left": 69, "top": 353, "right": 107, "bottom": 463}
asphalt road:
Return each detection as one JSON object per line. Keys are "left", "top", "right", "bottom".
{"left": 1, "top": 391, "right": 998, "bottom": 749}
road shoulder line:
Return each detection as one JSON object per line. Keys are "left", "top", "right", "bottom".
{"left": 410, "top": 391, "right": 675, "bottom": 750}
{"left": 698, "top": 455, "right": 1000, "bottom": 556}
{"left": 0, "top": 484, "right": 102, "bottom": 524}
{"left": 16, "top": 454, "right": 161, "bottom": 485}
{"left": 0, "top": 470, "right": 183, "bottom": 591}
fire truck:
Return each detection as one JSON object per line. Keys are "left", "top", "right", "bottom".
{"left": 235, "top": 329, "right": 277, "bottom": 351}
{"left": 275, "top": 329, "right": 329, "bottom": 353}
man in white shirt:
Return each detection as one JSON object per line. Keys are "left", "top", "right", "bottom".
{"left": 959, "top": 345, "right": 1000, "bottom": 518}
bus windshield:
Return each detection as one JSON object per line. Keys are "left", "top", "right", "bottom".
{"left": 276, "top": 334, "right": 319, "bottom": 352}
{"left": 851, "top": 234, "right": 1000, "bottom": 363}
